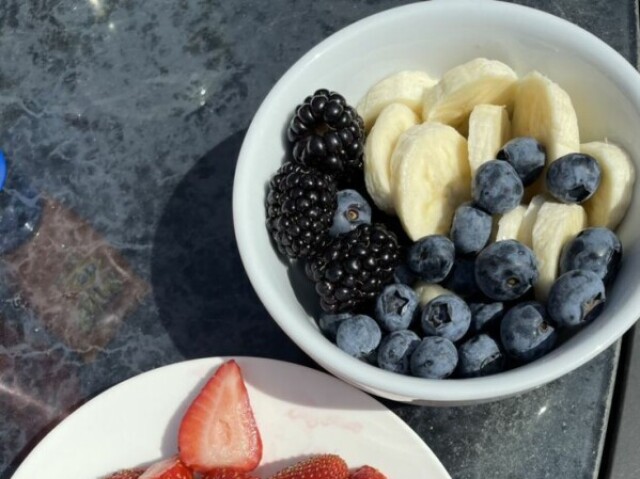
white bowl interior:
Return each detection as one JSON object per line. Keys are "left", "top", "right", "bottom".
{"left": 234, "top": 0, "right": 640, "bottom": 404}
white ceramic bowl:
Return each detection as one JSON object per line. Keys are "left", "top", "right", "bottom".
{"left": 233, "top": 0, "right": 640, "bottom": 405}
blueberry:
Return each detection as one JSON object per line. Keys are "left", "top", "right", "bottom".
{"left": 473, "top": 160, "right": 524, "bottom": 214}
{"left": 443, "top": 256, "right": 481, "bottom": 298}
{"left": 500, "top": 301, "right": 557, "bottom": 362}
{"left": 475, "top": 240, "right": 538, "bottom": 301}
{"left": 559, "top": 227, "right": 622, "bottom": 286}
{"left": 0, "top": 168, "right": 43, "bottom": 254}
{"left": 407, "top": 235, "right": 455, "bottom": 283}
{"left": 410, "top": 337, "right": 458, "bottom": 379}
{"left": 329, "top": 189, "right": 372, "bottom": 236}
{"left": 375, "top": 283, "right": 419, "bottom": 332}
{"left": 393, "top": 264, "right": 417, "bottom": 286}
{"left": 457, "top": 334, "right": 505, "bottom": 377}
{"left": 469, "top": 302, "right": 505, "bottom": 333}
{"left": 546, "top": 153, "right": 601, "bottom": 203}
{"left": 497, "top": 137, "right": 546, "bottom": 186}
{"left": 318, "top": 312, "right": 352, "bottom": 340}
{"left": 450, "top": 203, "right": 492, "bottom": 254}
{"left": 336, "top": 315, "right": 381, "bottom": 360}
{"left": 377, "top": 330, "right": 421, "bottom": 374}
{"left": 421, "top": 294, "right": 471, "bottom": 342}
{"left": 547, "top": 270, "right": 606, "bottom": 328}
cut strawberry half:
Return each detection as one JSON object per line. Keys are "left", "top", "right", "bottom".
{"left": 268, "top": 454, "right": 349, "bottom": 479}
{"left": 178, "top": 360, "right": 262, "bottom": 472}
{"left": 349, "top": 465, "right": 388, "bottom": 479}
{"left": 105, "top": 469, "right": 145, "bottom": 479}
{"left": 202, "top": 469, "right": 259, "bottom": 479}
{"left": 138, "top": 456, "right": 193, "bottom": 479}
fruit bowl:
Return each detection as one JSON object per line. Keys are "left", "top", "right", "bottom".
{"left": 233, "top": 0, "right": 640, "bottom": 404}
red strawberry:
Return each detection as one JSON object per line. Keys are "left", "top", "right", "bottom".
{"left": 139, "top": 456, "right": 193, "bottom": 479}
{"left": 202, "top": 469, "right": 258, "bottom": 479}
{"left": 105, "top": 470, "right": 145, "bottom": 479}
{"left": 268, "top": 455, "right": 349, "bottom": 479}
{"left": 178, "top": 360, "right": 262, "bottom": 472}
{"left": 349, "top": 465, "right": 388, "bottom": 479}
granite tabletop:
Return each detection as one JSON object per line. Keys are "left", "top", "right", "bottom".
{"left": 0, "top": 1, "right": 638, "bottom": 478}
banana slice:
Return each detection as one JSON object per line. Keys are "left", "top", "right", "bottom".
{"left": 415, "top": 282, "right": 453, "bottom": 306}
{"left": 422, "top": 58, "right": 517, "bottom": 129}
{"left": 512, "top": 71, "right": 579, "bottom": 162}
{"left": 391, "top": 122, "right": 471, "bottom": 240}
{"left": 532, "top": 202, "right": 587, "bottom": 300}
{"left": 496, "top": 205, "right": 527, "bottom": 241}
{"left": 518, "top": 194, "right": 547, "bottom": 248}
{"left": 357, "top": 70, "right": 437, "bottom": 130}
{"left": 581, "top": 141, "right": 636, "bottom": 229}
{"left": 364, "top": 103, "right": 420, "bottom": 214}
{"left": 468, "top": 104, "right": 512, "bottom": 177}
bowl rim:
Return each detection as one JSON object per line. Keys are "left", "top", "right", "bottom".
{"left": 233, "top": 0, "right": 640, "bottom": 402}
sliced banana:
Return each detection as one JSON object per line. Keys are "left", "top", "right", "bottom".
{"left": 518, "top": 194, "right": 547, "bottom": 248}
{"left": 532, "top": 202, "right": 587, "bottom": 301}
{"left": 468, "top": 104, "right": 512, "bottom": 177}
{"left": 357, "top": 70, "right": 437, "bottom": 131}
{"left": 581, "top": 141, "right": 636, "bottom": 229}
{"left": 364, "top": 103, "right": 420, "bottom": 214}
{"left": 391, "top": 122, "right": 471, "bottom": 240}
{"left": 496, "top": 205, "right": 527, "bottom": 241}
{"left": 422, "top": 58, "right": 517, "bottom": 129}
{"left": 415, "top": 282, "right": 453, "bottom": 306}
{"left": 512, "top": 71, "right": 579, "bottom": 162}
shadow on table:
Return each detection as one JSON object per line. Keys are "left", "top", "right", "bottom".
{"left": 151, "top": 128, "right": 311, "bottom": 366}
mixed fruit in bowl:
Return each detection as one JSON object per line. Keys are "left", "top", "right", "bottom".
{"left": 265, "top": 58, "right": 636, "bottom": 380}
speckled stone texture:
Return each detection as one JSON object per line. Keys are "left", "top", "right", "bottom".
{"left": 0, "top": 1, "right": 637, "bottom": 478}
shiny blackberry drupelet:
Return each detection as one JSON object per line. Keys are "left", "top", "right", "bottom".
{"left": 287, "top": 89, "right": 365, "bottom": 179}
{"left": 266, "top": 162, "right": 337, "bottom": 259}
{"left": 306, "top": 223, "right": 401, "bottom": 313}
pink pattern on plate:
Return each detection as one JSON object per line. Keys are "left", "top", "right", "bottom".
{"left": 286, "top": 408, "right": 364, "bottom": 433}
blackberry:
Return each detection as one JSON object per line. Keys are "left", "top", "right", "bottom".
{"left": 306, "top": 223, "right": 401, "bottom": 313}
{"left": 266, "top": 162, "right": 337, "bottom": 259}
{"left": 287, "top": 89, "right": 365, "bottom": 179}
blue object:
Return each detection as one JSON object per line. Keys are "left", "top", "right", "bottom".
{"left": 546, "top": 153, "right": 601, "bottom": 203}
{"left": 500, "top": 301, "right": 557, "bottom": 362}
{"left": 475, "top": 240, "right": 538, "bottom": 301}
{"left": 329, "top": 189, "right": 372, "bottom": 236}
{"left": 377, "top": 329, "right": 421, "bottom": 374}
{"left": 497, "top": 137, "right": 546, "bottom": 186}
{"left": 469, "top": 302, "right": 505, "bottom": 333}
{"left": 560, "top": 227, "right": 622, "bottom": 286}
{"left": 407, "top": 235, "right": 455, "bottom": 283}
{"left": 421, "top": 293, "right": 471, "bottom": 342}
{"left": 473, "top": 160, "right": 524, "bottom": 214}
{"left": 450, "top": 203, "right": 492, "bottom": 254}
{"left": 410, "top": 336, "right": 458, "bottom": 379}
{"left": 547, "top": 270, "right": 606, "bottom": 328}
{"left": 393, "top": 264, "right": 416, "bottom": 286}
{"left": 457, "top": 334, "right": 505, "bottom": 377}
{"left": 336, "top": 314, "right": 381, "bottom": 360}
{"left": 0, "top": 150, "right": 7, "bottom": 191}
{"left": 374, "top": 283, "right": 419, "bottom": 332}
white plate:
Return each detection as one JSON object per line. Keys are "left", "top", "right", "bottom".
{"left": 12, "top": 357, "right": 450, "bottom": 478}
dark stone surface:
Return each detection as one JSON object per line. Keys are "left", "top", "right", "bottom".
{"left": 0, "top": 1, "right": 636, "bottom": 478}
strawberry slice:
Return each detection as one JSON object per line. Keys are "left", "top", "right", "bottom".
{"left": 349, "top": 465, "right": 388, "bottom": 479}
{"left": 138, "top": 456, "right": 193, "bottom": 479}
{"left": 202, "top": 469, "right": 259, "bottom": 479}
{"left": 105, "top": 470, "right": 145, "bottom": 479}
{"left": 178, "top": 360, "right": 262, "bottom": 472}
{"left": 268, "top": 455, "right": 349, "bottom": 479}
